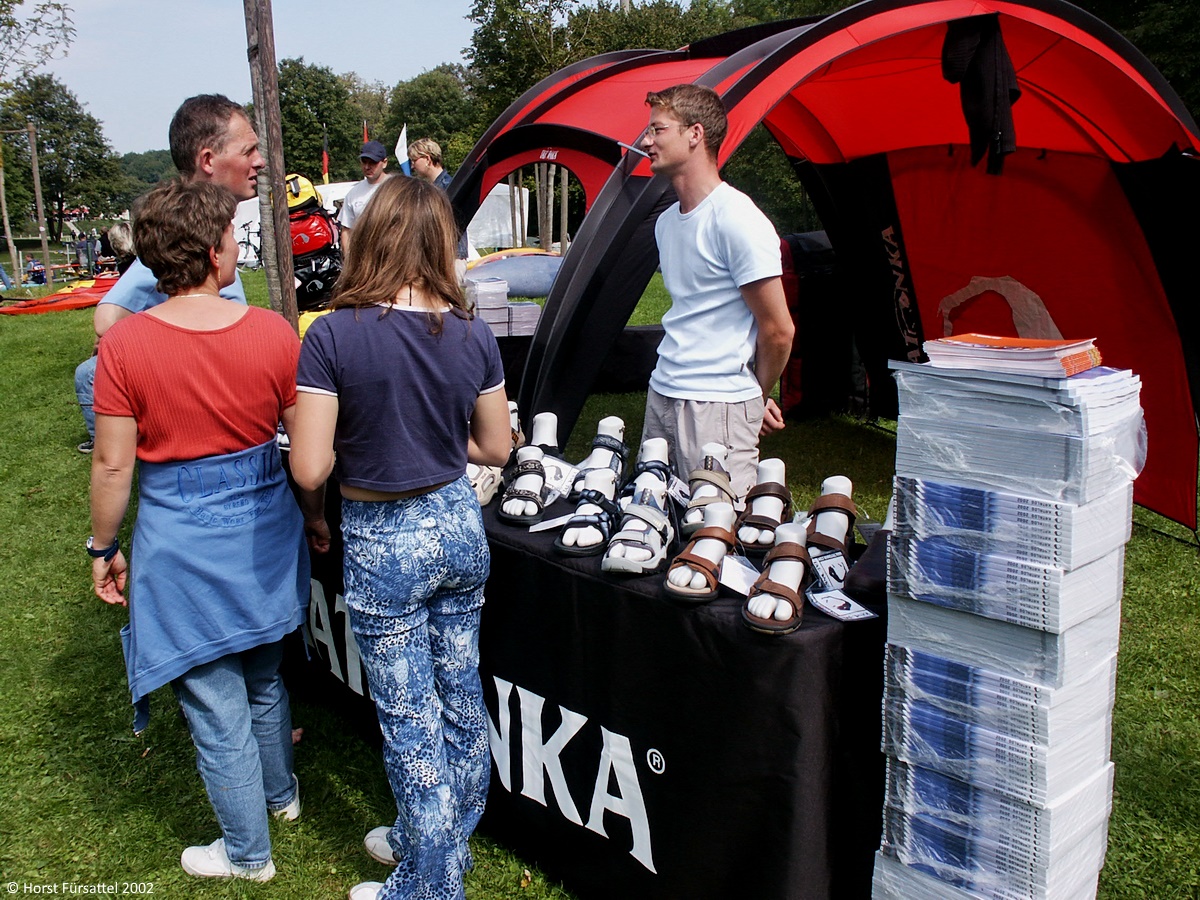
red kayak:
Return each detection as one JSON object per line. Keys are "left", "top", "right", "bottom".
{"left": 0, "top": 275, "right": 120, "bottom": 315}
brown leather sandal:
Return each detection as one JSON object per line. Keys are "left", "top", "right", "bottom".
{"left": 742, "top": 541, "right": 815, "bottom": 635}
{"left": 734, "top": 481, "right": 794, "bottom": 558}
{"left": 805, "top": 494, "right": 858, "bottom": 555}
{"left": 664, "top": 525, "right": 734, "bottom": 604}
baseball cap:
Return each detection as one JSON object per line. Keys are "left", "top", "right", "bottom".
{"left": 360, "top": 140, "right": 387, "bottom": 162}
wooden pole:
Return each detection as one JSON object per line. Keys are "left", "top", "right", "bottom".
{"left": 27, "top": 123, "right": 51, "bottom": 284}
{"left": 0, "top": 145, "right": 19, "bottom": 283}
{"left": 508, "top": 173, "right": 518, "bottom": 250}
{"left": 243, "top": 0, "right": 297, "bottom": 327}
{"left": 517, "top": 168, "right": 527, "bottom": 248}
{"left": 545, "top": 163, "right": 556, "bottom": 250}
{"left": 559, "top": 165, "right": 569, "bottom": 254}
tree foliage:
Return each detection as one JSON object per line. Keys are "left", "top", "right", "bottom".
{"left": 340, "top": 72, "right": 389, "bottom": 144}
{"left": 386, "top": 65, "right": 476, "bottom": 171}
{"left": 118, "top": 149, "right": 175, "bottom": 188}
{"left": 0, "top": 0, "right": 73, "bottom": 86}
{"left": 0, "top": 73, "right": 123, "bottom": 238}
{"left": 277, "top": 57, "right": 362, "bottom": 183}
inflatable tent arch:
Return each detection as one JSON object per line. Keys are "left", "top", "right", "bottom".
{"left": 448, "top": 0, "right": 1200, "bottom": 529}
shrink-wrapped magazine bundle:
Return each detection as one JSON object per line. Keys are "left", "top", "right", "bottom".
{"left": 877, "top": 353, "right": 1139, "bottom": 900}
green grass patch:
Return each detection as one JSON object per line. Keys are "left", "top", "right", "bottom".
{"left": 1, "top": 290, "right": 1198, "bottom": 898}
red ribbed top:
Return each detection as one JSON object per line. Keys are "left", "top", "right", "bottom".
{"left": 94, "top": 307, "right": 299, "bottom": 462}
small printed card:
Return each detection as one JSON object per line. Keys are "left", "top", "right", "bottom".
{"left": 540, "top": 456, "right": 578, "bottom": 505}
{"left": 719, "top": 553, "right": 760, "bottom": 596}
{"left": 806, "top": 550, "right": 878, "bottom": 621}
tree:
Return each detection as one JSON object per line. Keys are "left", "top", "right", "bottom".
{"left": 386, "top": 65, "right": 476, "bottom": 170}
{"left": 340, "top": 72, "right": 390, "bottom": 144}
{"left": 0, "top": 73, "right": 121, "bottom": 238}
{"left": 467, "top": 0, "right": 585, "bottom": 128}
{"left": 276, "top": 57, "right": 361, "bottom": 182}
{"left": 0, "top": 0, "right": 73, "bottom": 86}
{"left": 119, "top": 149, "right": 176, "bottom": 187}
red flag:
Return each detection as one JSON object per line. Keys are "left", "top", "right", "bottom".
{"left": 363, "top": 120, "right": 368, "bottom": 142}
{"left": 321, "top": 126, "right": 330, "bottom": 185}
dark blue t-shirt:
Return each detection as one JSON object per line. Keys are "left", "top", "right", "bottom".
{"left": 296, "top": 304, "right": 504, "bottom": 493}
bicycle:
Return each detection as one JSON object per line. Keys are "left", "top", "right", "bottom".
{"left": 237, "top": 220, "right": 262, "bottom": 270}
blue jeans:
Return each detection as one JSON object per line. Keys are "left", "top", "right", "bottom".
{"left": 342, "top": 476, "right": 491, "bottom": 900}
{"left": 75, "top": 355, "right": 96, "bottom": 438}
{"left": 172, "top": 640, "right": 296, "bottom": 870}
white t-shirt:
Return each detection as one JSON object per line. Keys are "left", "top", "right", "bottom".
{"left": 337, "top": 176, "right": 386, "bottom": 231}
{"left": 650, "top": 181, "right": 782, "bottom": 401}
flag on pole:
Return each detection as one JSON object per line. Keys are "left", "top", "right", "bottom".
{"left": 396, "top": 125, "right": 410, "bottom": 176}
{"left": 363, "top": 120, "right": 369, "bottom": 142}
{"left": 321, "top": 126, "right": 330, "bottom": 185}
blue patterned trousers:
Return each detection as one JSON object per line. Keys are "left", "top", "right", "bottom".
{"left": 341, "top": 476, "right": 491, "bottom": 900}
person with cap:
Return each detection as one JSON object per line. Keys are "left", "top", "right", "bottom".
{"left": 338, "top": 140, "right": 391, "bottom": 254}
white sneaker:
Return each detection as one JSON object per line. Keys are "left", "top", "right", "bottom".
{"left": 363, "top": 826, "right": 398, "bottom": 866}
{"left": 180, "top": 838, "right": 276, "bottom": 881}
{"left": 271, "top": 775, "right": 301, "bottom": 822}
{"left": 348, "top": 883, "right": 384, "bottom": 900}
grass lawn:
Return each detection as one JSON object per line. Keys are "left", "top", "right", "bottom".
{"left": 0, "top": 271, "right": 1197, "bottom": 897}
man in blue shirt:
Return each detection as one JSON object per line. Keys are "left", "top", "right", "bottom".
{"left": 74, "top": 95, "right": 265, "bottom": 452}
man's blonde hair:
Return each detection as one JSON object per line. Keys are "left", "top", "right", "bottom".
{"left": 645, "top": 84, "right": 727, "bottom": 157}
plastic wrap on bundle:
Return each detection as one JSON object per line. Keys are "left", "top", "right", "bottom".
{"left": 894, "top": 409, "right": 1145, "bottom": 505}
{"left": 885, "top": 760, "right": 1114, "bottom": 862}
{"left": 894, "top": 377, "right": 1096, "bottom": 434}
{"left": 879, "top": 810, "right": 1110, "bottom": 900}
{"left": 882, "top": 699, "right": 1112, "bottom": 805}
{"left": 887, "top": 534, "right": 1125, "bottom": 633}
{"left": 891, "top": 477, "right": 1133, "bottom": 570}
{"left": 885, "top": 646, "right": 1117, "bottom": 746}
{"left": 885, "top": 594, "right": 1121, "bottom": 688}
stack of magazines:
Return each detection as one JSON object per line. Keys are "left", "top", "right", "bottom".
{"left": 466, "top": 276, "right": 510, "bottom": 336}
{"left": 874, "top": 348, "right": 1142, "bottom": 900}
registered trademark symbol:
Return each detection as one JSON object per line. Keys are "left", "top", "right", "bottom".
{"left": 646, "top": 748, "right": 666, "bottom": 774}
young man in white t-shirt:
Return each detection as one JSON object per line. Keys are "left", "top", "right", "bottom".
{"left": 638, "top": 84, "right": 794, "bottom": 499}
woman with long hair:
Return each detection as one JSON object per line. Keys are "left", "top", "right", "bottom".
{"left": 289, "top": 175, "right": 511, "bottom": 900}
{"left": 89, "top": 179, "right": 316, "bottom": 881}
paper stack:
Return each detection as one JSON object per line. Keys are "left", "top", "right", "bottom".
{"left": 466, "top": 276, "right": 510, "bottom": 336}
{"left": 874, "top": 358, "right": 1141, "bottom": 900}
{"left": 508, "top": 300, "right": 541, "bottom": 336}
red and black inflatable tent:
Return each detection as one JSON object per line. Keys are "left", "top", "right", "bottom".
{"left": 449, "top": 0, "right": 1200, "bottom": 528}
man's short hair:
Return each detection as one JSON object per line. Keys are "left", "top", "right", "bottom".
{"left": 645, "top": 84, "right": 728, "bottom": 157}
{"left": 133, "top": 179, "right": 236, "bottom": 296}
{"left": 169, "top": 94, "right": 248, "bottom": 178}
{"left": 408, "top": 137, "right": 443, "bottom": 167}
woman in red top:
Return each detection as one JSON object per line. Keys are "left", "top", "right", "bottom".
{"left": 88, "top": 179, "right": 322, "bottom": 882}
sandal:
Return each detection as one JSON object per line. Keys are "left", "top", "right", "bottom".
{"left": 805, "top": 494, "right": 858, "bottom": 555}
{"left": 681, "top": 458, "right": 736, "bottom": 540}
{"left": 568, "top": 434, "right": 628, "bottom": 501}
{"left": 496, "top": 457, "right": 547, "bottom": 526}
{"left": 601, "top": 496, "right": 674, "bottom": 576}
{"left": 617, "top": 458, "right": 673, "bottom": 506}
{"left": 664, "top": 525, "right": 734, "bottom": 604}
{"left": 469, "top": 464, "right": 503, "bottom": 506}
{"left": 500, "top": 442, "right": 560, "bottom": 491}
{"left": 554, "top": 488, "right": 622, "bottom": 557}
{"left": 742, "top": 541, "right": 815, "bottom": 635}
{"left": 734, "top": 482, "right": 794, "bottom": 558}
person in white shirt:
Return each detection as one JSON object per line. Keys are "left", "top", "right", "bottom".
{"left": 638, "top": 83, "right": 794, "bottom": 500}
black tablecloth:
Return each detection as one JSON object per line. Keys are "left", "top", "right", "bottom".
{"left": 477, "top": 500, "right": 887, "bottom": 900}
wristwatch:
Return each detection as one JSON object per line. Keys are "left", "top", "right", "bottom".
{"left": 86, "top": 536, "right": 120, "bottom": 562}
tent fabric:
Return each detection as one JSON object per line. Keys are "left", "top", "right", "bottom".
{"left": 448, "top": 0, "right": 1200, "bottom": 528}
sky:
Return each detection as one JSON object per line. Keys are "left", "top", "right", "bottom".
{"left": 41, "top": 0, "right": 478, "bottom": 154}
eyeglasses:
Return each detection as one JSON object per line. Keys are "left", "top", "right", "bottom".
{"left": 642, "top": 123, "right": 684, "bottom": 140}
